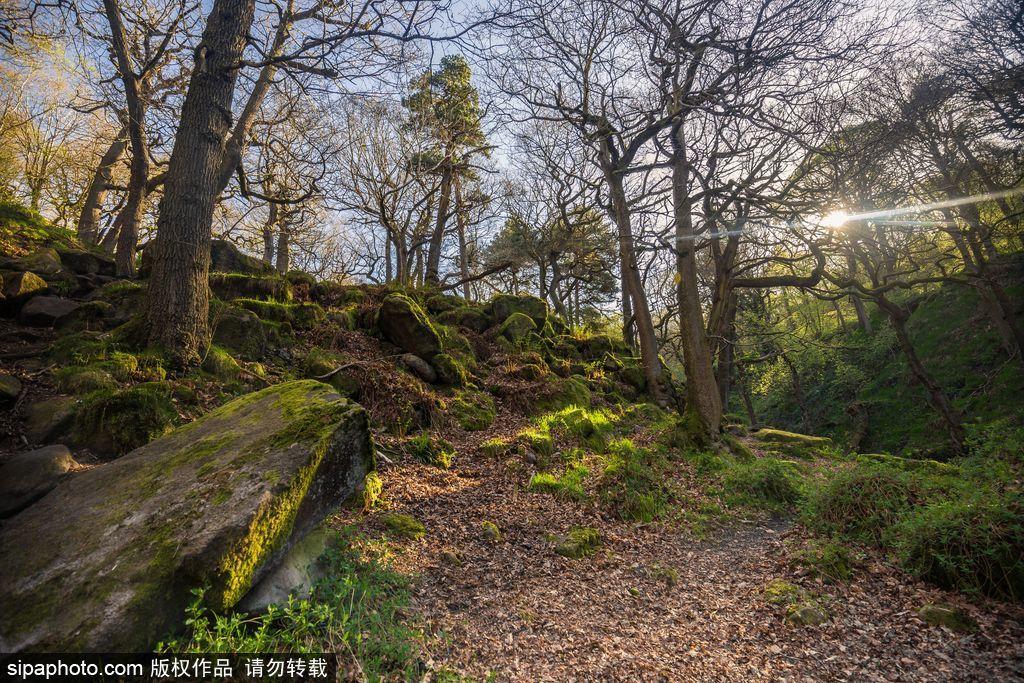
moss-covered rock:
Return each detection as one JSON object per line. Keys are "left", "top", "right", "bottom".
{"left": 448, "top": 390, "right": 496, "bottom": 431}
{"left": 554, "top": 526, "right": 601, "bottom": 559}
{"left": 89, "top": 280, "right": 146, "bottom": 325}
{"left": 425, "top": 293, "right": 464, "bottom": 314}
{"left": 0, "top": 372, "right": 22, "bottom": 404}
{"left": 481, "top": 520, "right": 502, "bottom": 543}
{"left": 53, "top": 300, "right": 114, "bottom": 332}
{"left": 489, "top": 294, "right": 548, "bottom": 326}
{"left": 0, "top": 445, "right": 77, "bottom": 517}
{"left": 201, "top": 345, "right": 242, "bottom": 381}
{"left": 498, "top": 312, "right": 537, "bottom": 343}
{"left": 209, "top": 273, "right": 292, "bottom": 303}
{"left": 917, "top": 603, "right": 976, "bottom": 632}
{"left": 234, "top": 298, "right": 326, "bottom": 329}
{"left": 25, "top": 396, "right": 77, "bottom": 444}
{"left": 2, "top": 270, "right": 48, "bottom": 305}
{"left": 753, "top": 428, "right": 833, "bottom": 459}
{"left": 210, "top": 301, "right": 293, "bottom": 361}
{"left": 71, "top": 383, "right": 179, "bottom": 457}
{"left": 480, "top": 437, "right": 516, "bottom": 458}
{"left": 54, "top": 366, "right": 118, "bottom": 394}
{"left": 532, "top": 376, "right": 592, "bottom": 414}
{"left": 437, "top": 306, "right": 489, "bottom": 333}
{"left": 377, "top": 293, "right": 441, "bottom": 359}
{"left": 432, "top": 352, "right": 468, "bottom": 387}
{"left": 0, "top": 380, "right": 373, "bottom": 652}
{"left": 578, "top": 333, "right": 629, "bottom": 360}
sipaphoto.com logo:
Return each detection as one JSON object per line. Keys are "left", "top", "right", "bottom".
{"left": 5, "top": 656, "right": 144, "bottom": 681}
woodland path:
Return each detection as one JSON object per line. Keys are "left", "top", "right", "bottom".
{"left": 335, "top": 408, "right": 1024, "bottom": 682}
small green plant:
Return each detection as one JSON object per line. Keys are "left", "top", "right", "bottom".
{"left": 159, "top": 530, "right": 421, "bottom": 678}
{"left": 481, "top": 521, "right": 502, "bottom": 543}
{"left": 405, "top": 433, "right": 454, "bottom": 469}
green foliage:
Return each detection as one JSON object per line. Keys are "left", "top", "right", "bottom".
{"left": 888, "top": 492, "right": 1024, "bottom": 600}
{"left": 554, "top": 526, "right": 601, "bottom": 559}
{"left": 405, "top": 54, "right": 486, "bottom": 156}
{"left": 790, "top": 540, "right": 857, "bottom": 583}
{"left": 159, "top": 531, "right": 420, "bottom": 679}
{"left": 233, "top": 298, "right": 326, "bottom": 329}
{"left": 721, "top": 458, "right": 802, "bottom": 509}
{"left": 406, "top": 433, "right": 455, "bottom": 469}
{"left": 0, "top": 200, "right": 77, "bottom": 254}
{"left": 528, "top": 463, "right": 589, "bottom": 502}
{"left": 598, "top": 439, "right": 669, "bottom": 522}
{"left": 448, "top": 389, "right": 496, "bottom": 431}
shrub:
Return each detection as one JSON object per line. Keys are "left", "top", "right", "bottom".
{"left": 888, "top": 492, "right": 1024, "bottom": 600}
{"left": 528, "top": 463, "right": 589, "bottom": 502}
{"left": 722, "top": 458, "right": 802, "bottom": 509}
{"left": 448, "top": 390, "right": 495, "bottom": 431}
{"left": 790, "top": 540, "right": 857, "bottom": 583}
{"left": 801, "top": 462, "right": 913, "bottom": 543}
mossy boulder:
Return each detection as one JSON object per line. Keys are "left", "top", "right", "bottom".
{"left": 7, "top": 247, "right": 64, "bottom": 276}
{"left": 234, "top": 298, "right": 326, "bottom": 330}
{"left": 437, "top": 306, "right": 489, "bottom": 333}
{"left": 210, "top": 302, "right": 293, "bottom": 361}
{"left": 0, "top": 445, "right": 77, "bottom": 517}
{"left": 432, "top": 352, "right": 468, "bottom": 387}
{"left": 25, "top": 397, "right": 77, "bottom": 445}
{"left": 0, "top": 372, "right": 22, "bottom": 404}
{"left": 202, "top": 346, "right": 242, "bottom": 381}
{"left": 377, "top": 294, "right": 441, "bottom": 359}
{"left": 382, "top": 513, "right": 425, "bottom": 540}
{"left": 498, "top": 312, "right": 537, "bottom": 342}
{"left": 917, "top": 603, "right": 976, "bottom": 632}
{"left": 532, "top": 376, "right": 592, "bottom": 414}
{"left": 209, "top": 273, "right": 291, "bottom": 303}
{"left": 489, "top": 294, "right": 548, "bottom": 326}
{"left": 54, "top": 366, "right": 118, "bottom": 394}
{"left": 753, "top": 428, "right": 833, "bottom": 459}
{"left": 554, "top": 526, "right": 601, "bottom": 559}
{"left": 579, "top": 333, "right": 629, "bottom": 360}
{"left": 425, "top": 293, "right": 464, "bottom": 314}
{"left": 88, "top": 280, "right": 145, "bottom": 325}
{"left": 71, "top": 383, "right": 179, "bottom": 457}
{"left": 144, "top": 238, "right": 271, "bottom": 278}
{"left": 0, "top": 380, "right": 374, "bottom": 652}
{"left": 55, "top": 248, "right": 115, "bottom": 277}
{"left": 2, "top": 270, "right": 48, "bottom": 306}
{"left": 18, "top": 295, "right": 80, "bottom": 327}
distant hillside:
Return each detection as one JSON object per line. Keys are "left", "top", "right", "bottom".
{"left": 749, "top": 253, "right": 1024, "bottom": 458}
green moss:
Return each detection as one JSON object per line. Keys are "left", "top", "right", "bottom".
{"left": 519, "top": 427, "right": 554, "bottom": 461}
{"left": 918, "top": 604, "right": 977, "bottom": 632}
{"left": 763, "top": 579, "right": 803, "bottom": 605}
{"left": 554, "top": 526, "right": 601, "bottom": 559}
{"left": 54, "top": 366, "right": 118, "bottom": 393}
{"left": 432, "top": 353, "right": 468, "bottom": 387}
{"left": 790, "top": 540, "right": 857, "bottom": 583}
{"left": 406, "top": 433, "right": 455, "bottom": 469}
{"left": 209, "top": 272, "right": 292, "bottom": 302}
{"left": 753, "top": 428, "right": 834, "bottom": 460}
{"left": 480, "top": 437, "right": 515, "bottom": 458}
{"left": 598, "top": 439, "right": 670, "bottom": 522}
{"left": 498, "top": 312, "right": 537, "bottom": 342}
{"left": 382, "top": 513, "right": 425, "bottom": 540}
{"left": 721, "top": 458, "right": 803, "bottom": 510}
{"left": 201, "top": 345, "right": 241, "bottom": 381}
{"left": 532, "top": 375, "right": 592, "bottom": 414}
{"left": 72, "top": 383, "right": 178, "bottom": 455}
{"left": 448, "top": 389, "right": 495, "bottom": 431}
{"left": 234, "top": 298, "right": 326, "bottom": 329}
{"left": 356, "top": 471, "right": 384, "bottom": 511}
{"left": 480, "top": 521, "right": 502, "bottom": 543}
{"left": 528, "top": 463, "right": 589, "bottom": 502}
{"left": 49, "top": 335, "right": 108, "bottom": 365}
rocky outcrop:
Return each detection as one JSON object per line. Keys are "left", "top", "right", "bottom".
{"left": 0, "top": 380, "right": 374, "bottom": 652}
{"left": 488, "top": 294, "right": 548, "bottom": 327}
{"left": 0, "top": 445, "right": 77, "bottom": 517}
{"left": 18, "top": 296, "right": 81, "bottom": 327}
{"left": 377, "top": 294, "right": 442, "bottom": 359}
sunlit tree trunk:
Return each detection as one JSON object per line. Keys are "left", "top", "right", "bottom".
{"left": 146, "top": 0, "right": 256, "bottom": 367}
{"left": 425, "top": 165, "right": 452, "bottom": 285}
{"left": 77, "top": 126, "right": 128, "bottom": 245}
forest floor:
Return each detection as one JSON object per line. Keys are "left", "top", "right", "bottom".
{"left": 334, "top": 406, "right": 1024, "bottom": 682}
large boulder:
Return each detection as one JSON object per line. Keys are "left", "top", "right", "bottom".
{"left": 4, "top": 248, "right": 64, "bottom": 276}
{"left": 498, "top": 312, "right": 537, "bottom": 342}
{"left": 377, "top": 294, "right": 441, "bottom": 359}
{"left": 211, "top": 302, "right": 293, "bottom": 360}
{"left": 25, "top": 397, "right": 76, "bottom": 444}
{"left": 0, "top": 380, "right": 374, "bottom": 652}
{"left": 209, "top": 273, "right": 291, "bottom": 302}
{"left": 0, "top": 445, "right": 77, "bottom": 518}
{"left": 210, "top": 239, "right": 276, "bottom": 275}
{"left": 489, "top": 294, "right": 548, "bottom": 327}
{"left": 18, "top": 296, "right": 81, "bottom": 327}
{"left": 56, "top": 248, "right": 115, "bottom": 277}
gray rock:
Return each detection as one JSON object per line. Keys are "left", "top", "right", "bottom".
{"left": 18, "top": 296, "right": 81, "bottom": 327}
{"left": 400, "top": 353, "right": 437, "bottom": 383}
{"left": 0, "top": 445, "right": 76, "bottom": 517}
{"left": 56, "top": 248, "right": 115, "bottom": 276}
{"left": 0, "top": 372, "right": 21, "bottom": 404}
{"left": 238, "top": 526, "right": 334, "bottom": 613}
{"left": 377, "top": 294, "right": 441, "bottom": 359}
{"left": 25, "top": 397, "right": 76, "bottom": 444}
{"left": 786, "top": 602, "right": 829, "bottom": 626}
{"left": 5, "top": 248, "right": 64, "bottom": 276}
{"left": 0, "top": 380, "right": 374, "bottom": 653}
{"left": 489, "top": 294, "right": 548, "bottom": 326}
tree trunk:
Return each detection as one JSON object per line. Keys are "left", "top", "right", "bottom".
{"left": 425, "top": 165, "right": 452, "bottom": 285}
{"left": 262, "top": 202, "right": 277, "bottom": 265}
{"left": 275, "top": 227, "right": 289, "bottom": 274}
{"left": 603, "top": 155, "right": 665, "bottom": 404}
{"left": 880, "top": 299, "right": 966, "bottom": 455}
{"left": 103, "top": 0, "right": 150, "bottom": 279}
{"left": 145, "top": 0, "right": 257, "bottom": 367}
{"left": 385, "top": 232, "right": 393, "bottom": 282}
{"left": 453, "top": 177, "right": 471, "bottom": 299}
{"left": 670, "top": 138, "right": 721, "bottom": 437}
{"left": 76, "top": 127, "right": 128, "bottom": 245}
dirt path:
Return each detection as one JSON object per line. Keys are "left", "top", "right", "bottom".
{"left": 337, "top": 409, "right": 1024, "bottom": 682}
